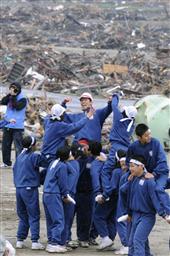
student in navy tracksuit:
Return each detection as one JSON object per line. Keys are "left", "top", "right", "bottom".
{"left": 101, "top": 93, "right": 137, "bottom": 199}
{"left": 43, "top": 146, "right": 75, "bottom": 253}
{"left": 61, "top": 144, "right": 82, "bottom": 246}
{"left": 120, "top": 155, "right": 169, "bottom": 256}
{"left": 113, "top": 151, "right": 129, "bottom": 255}
{"left": 126, "top": 123, "right": 170, "bottom": 217}
{"left": 13, "top": 135, "right": 47, "bottom": 250}
{"left": 89, "top": 141, "right": 115, "bottom": 250}
{"left": 41, "top": 103, "right": 93, "bottom": 165}
{"left": 92, "top": 147, "right": 127, "bottom": 251}
{"left": 62, "top": 92, "right": 112, "bottom": 143}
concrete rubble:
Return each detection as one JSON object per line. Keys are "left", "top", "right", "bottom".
{"left": 0, "top": 0, "right": 169, "bottom": 143}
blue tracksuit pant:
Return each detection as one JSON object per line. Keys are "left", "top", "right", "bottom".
{"left": 155, "top": 174, "right": 170, "bottom": 215}
{"left": 116, "top": 196, "right": 128, "bottom": 247}
{"left": 61, "top": 194, "right": 76, "bottom": 245}
{"left": 128, "top": 212, "right": 156, "bottom": 256}
{"left": 16, "top": 187, "right": 40, "bottom": 242}
{"left": 43, "top": 193, "right": 64, "bottom": 245}
{"left": 116, "top": 220, "right": 128, "bottom": 247}
{"left": 94, "top": 194, "right": 117, "bottom": 239}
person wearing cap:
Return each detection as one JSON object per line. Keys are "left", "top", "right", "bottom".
{"left": 0, "top": 82, "right": 27, "bottom": 167}
{"left": 101, "top": 93, "right": 137, "bottom": 199}
{"left": 61, "top": 93, "right": 112, "bottom": 247}
{"left": 126, "top": 123, "right": 170, "bottom": 218}
{"left": 119, "top": 155, "right": 170, "bottom": 256}
{"left": 41, "top": 103, "right": 94, "bottom": 166}
{"left": 62, "top": 92, "right": 112, "bottom": 143}
{"left": 13, "top": 135, "right": 48, "bottom": 250}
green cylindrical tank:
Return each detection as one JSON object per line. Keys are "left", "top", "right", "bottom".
{"left": 134, "top": 95, "right": 170, "bottom": 151}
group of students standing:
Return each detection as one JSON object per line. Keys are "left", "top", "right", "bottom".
{"left": 0, "top": 82, "right": 170, "bottom": 255}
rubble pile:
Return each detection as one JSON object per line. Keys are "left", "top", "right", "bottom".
{"left": 0, "top": 0, "right": 170, "bottom": 97}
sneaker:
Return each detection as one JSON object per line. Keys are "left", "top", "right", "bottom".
{"left": 67, "top": 240, "right": 79, "bottom": 248}
{"left": 115, "top": 246, "right": 129, "bottom": 255}
{"left": 97, "top": 236, "right": 113, "bottom": 250}
{"left": 46, "top": 244, "right": 67, "bottom": 253}
{"left": 89, "top": 238, "right": 98, "bottom": 246}
{"left": 32, "top": 242, "right": 45, "bottom": 250}
{"left": 0, "top": 163, "right": 11, "bottom": 168}
{"left": 117, "top": 214, "right": 129, "bottom": 223}
{"left": 16, "top": 241, "right": 24, "bottom": 249}
{"left": 79, "top": 241, "right": 89, "bottom": 248}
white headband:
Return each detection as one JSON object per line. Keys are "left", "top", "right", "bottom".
{"left": 120, "top": 157, "right": 126, "bottom": 161}
{"left": 130, "top": 159, "right": 144, "bottom": 167}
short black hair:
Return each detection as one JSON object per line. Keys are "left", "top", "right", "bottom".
{"left": 89, "top": 141, "right": 102, "bottom": 156}
{"left": 130, "top": 155, "right": 146, "bottom": 166}
{"left": 116, "top": 149, "right": 126, "bottom": 159}
{"left": 56, "top": 146, "right": 70, "bottom": 162}
{"left": 10, "top": 81, "right": 21, "bottom": 93}
{"left": 135, "top": 123, "right": 149, "bottom": 137}
{"left": 71, "top": 143, "right": 84, "bottom": 159}
{"left": 22, "top": 135, "right": 36, "bottom": 148}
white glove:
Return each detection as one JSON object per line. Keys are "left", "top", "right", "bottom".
{"left": 95, "top": 194, "right": 103, "bottom": 202}
{"left": 117, "top": 214, "right": 129, "bottom": 223}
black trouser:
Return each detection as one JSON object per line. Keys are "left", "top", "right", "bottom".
{"left": 75, "top": 192, "right": 94, "bottom": 241}
{"left": 2, "top": 127, "right": 24, "bottom": 165}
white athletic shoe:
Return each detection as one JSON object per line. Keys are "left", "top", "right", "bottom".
{"left": 31, "top": 242, "right": 45, "bottom": 250}
{"left": 97, "top": 236, "right": 113, "bottom": 250}
{"left": 115, "top": 246, "right": 129, "bottom": 255}
{"left": 46, "top": 244, "right": 67, "bottom": 253}
{"left": 117, "top": 214, "right": 129, "bottom": 222}
{"left": 16, "top": 241, "right": 24, "bottom": 249}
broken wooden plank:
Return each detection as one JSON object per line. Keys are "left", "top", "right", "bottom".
{"left": 103, "top": 64, "right": 128, "bottom": 74}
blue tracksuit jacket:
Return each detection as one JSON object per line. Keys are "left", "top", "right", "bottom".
{"left": 109, "top": 94, "right": 135, "bottom": 147}
{"left": 90, "top": 158, "right": 104, "bottom": 196}
{"left": 66, "top": 160, "right": 80, "bottom": 195}
{"left": 13, "top": 149, "right": 47, "bottom": 188}
{"left": 43, "top": 160, "right": 69, "bottom": 195}
{"left": 41, "top": 116, "right": 88, "bottom": 157}
{"left": 126, "top": 138, "right": 169, "bottom": 177}
{"left": 63, "top": 102, "right": 112, "bottom": 142}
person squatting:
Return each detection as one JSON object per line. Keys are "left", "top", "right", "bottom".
{"left": 2, "top": 89, "right": 170, "bottom": 255}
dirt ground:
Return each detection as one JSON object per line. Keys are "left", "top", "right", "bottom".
{"left": 0, "top": 156, "right": 170, "bottom": 256}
